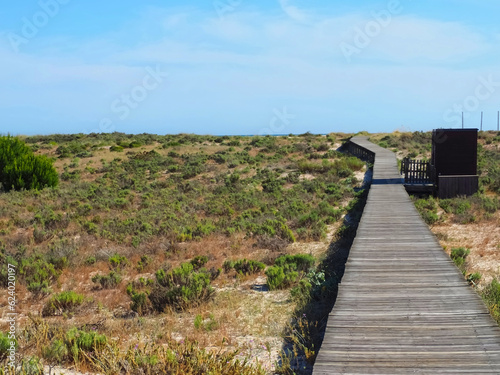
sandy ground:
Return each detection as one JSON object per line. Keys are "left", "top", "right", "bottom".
{"left": 433, "top": 212, "right": 500, "bottom": 287}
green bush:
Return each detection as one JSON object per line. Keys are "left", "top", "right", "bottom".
{"left": 275, "top": 254, "right": 315, "bottom": 273}
{"left": 27, "top": 280, "right": 51, "bottom": 296}
{"left": 482, "top": 279, "right": 500, "bottom": 323}
{"left": 42, "top": 291, "right": 85, "bottom": 316}
{"left": 0, "top": 331, "right": 17, "bottom": 361}
{"left": 266, "top": 265, "right": 298, "bottom": 290}
{"left": 150, "top": 263, "right": 214, "bottom": 311}
{"left": 290, "top": 278, "right": 313, "bottom": 305}
{"left": 20, "top": 255, "right": 61, "bottom": 285}
{"left": 137, "top": 255, "right": 152, "bottom": 272}
{"left": 92, "top": 271, "right": 121, "bottom": 289}
{"left": 63, "top": 328, "right": 107, "bottom": 365}
{"left": 453, "top": 200, "right": 471, "bottom": 215}
{"left": 414, "top": 197, "right": 439, "bottom": 225}
{"left": 190, "top": 255, "right": 209, "bottom": 270}
{"left": 480, "top": 196, "right": 499, "bottom": 213}
{"left": 127, "top": 286, "right": 152, "bottom": 315}
{"left": 450, "top": 247, "right": 470, "bottom": 272}
{"left": 233, "top": 259, "right": 265, "bottom": 275}
{"left": 0, "top": 253, "right": 62, "bottom": 291}
{"left": 439, "top": 199, "right": 452, "bottom": 213}
{"left": 108, "top": 253, "right": 129, "bottom": 270}
{"left": 467, "top": 272, "right": 481, "bottom": 285}
{"left": 194, "top": 314, "right": 203, "bottom": 330}
{"left": 43, "top": 339, "right": 68, "bottom": 365}
{"left": 262, "top": 177, "right": 284, "bottom": 193}
{"left": 84, "top": 256, "right": 97, "bottom": 265}
{"left": 266, "top": 254, "right": 315, "bottom": 290}
{"left": 0, "top": 135, "right": 58, "bottom": 192}
{"left": 421, "top": 210, "right": 439, "bottom": 225}
{"left": 223, "top": 260, "right": 235, "bottom": 273}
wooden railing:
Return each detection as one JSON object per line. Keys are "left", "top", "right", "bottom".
{"left": 344, "top": 141, "right": 375, "bottom": 163}
{"left": 400, "top": 158, "right": 433, "bottom": 184}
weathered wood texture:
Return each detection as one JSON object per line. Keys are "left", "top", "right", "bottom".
{"left": 401, "top": 158, "right": 432, "bottom": 184}
{"left": 313, "top": 136, "right": 500, "bottom": 374}
{"left": 438, "top": 175, "right": 479, "bottom": 199}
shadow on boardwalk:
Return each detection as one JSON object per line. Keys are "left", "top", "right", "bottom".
{"left": 276, "top": 179, "right": 371, "bottom": 374}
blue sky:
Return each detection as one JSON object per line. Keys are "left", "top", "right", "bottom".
{"left": 1, "top": 0, "right": 500, "bottom": 135}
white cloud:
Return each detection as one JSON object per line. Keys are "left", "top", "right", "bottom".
{"left": 278, "top": 0, "right": 310, "bottom": 24}
{"left": 365, "top": 16, "right": 490, "bottom": 62}
{"left": 0, "top": 5, "right": 498, "bottom": 134}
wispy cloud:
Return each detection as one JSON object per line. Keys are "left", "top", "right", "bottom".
{"left": 277, "top": 0, "right": 310, "bottom": 24}
{"left": 0, "top": 3, "right": 499, "bottom": 134}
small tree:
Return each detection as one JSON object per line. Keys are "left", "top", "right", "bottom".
{"left": 0, "top": 135, "right": 58, "bottom": 192}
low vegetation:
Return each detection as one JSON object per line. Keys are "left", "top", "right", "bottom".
{"left": 0, "top": 132, "right": 367, "bottom": 373}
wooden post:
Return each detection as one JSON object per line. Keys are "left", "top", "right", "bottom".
{"left": 498, "top": 111, "right": 499, "bottom": 131}
{"left": 481, "top": 111, "right": 483, "bottom": 131}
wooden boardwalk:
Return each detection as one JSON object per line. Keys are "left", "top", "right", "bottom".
{"left": 313, "top": 136, "right": 500, "bottom": 374}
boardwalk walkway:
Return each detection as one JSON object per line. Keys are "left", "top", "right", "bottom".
{"left": 313, "top": 136, "right": 500, "bottom": 374}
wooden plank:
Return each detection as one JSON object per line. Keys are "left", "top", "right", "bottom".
{"left": 312, "top": 136, "right": 500, "bottom": 374}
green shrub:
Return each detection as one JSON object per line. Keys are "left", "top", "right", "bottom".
{"left": 92, "top": 271, "right": 121, "bottom": 289}
{"left": 453, "top": 200, "right": 471, "bottom": 215}
{"left": 0, "top": 135, "right": 59, "bottom": 192}
{"left": 275, "top": 254, "right": 315, "bottom": 273}
{"left": 1, "top": 253, "right": 63, "bottom": 292}
{"left": 223, "top": 260, "right": 234, "bottom": 273}
{"left": 129, "top": 141, "right": 143, "bottom": 148}
{"left": 467, "top": 272, "right": 481, "bottom": 285}
{"left": 108, "top": 253, "right": 129, "bottom": 270}
{"left": 193, "top": 313, "right": 218, "bottom": 332}
{"left": 65, "top": 328, "right": 107, "bottom": 361}
{"left": 414, "top": 197, "right": 439, "bottom": 225}
{"left": 0, "top": 331, "right": 17, "bottom": 361}
{"left": 482, "top": 279, "right": 500, "bottom": 323}
{"left": 84, "top": 256, "right": 97, "bottom": 265}
{"left": 290, "top": 278, "right": 312, "bottom": 305}
{"left": 194, "top": 314, "right": 203, "bottom": 330}
{"left": 43, "top": 339, "right": 68, "bottom": 365}
{"left": 27, "top": 280, "right": 51, "bottom": 296}
{"left": 266, "top": 266, "right": 298, "bottom": 290}
{"left": 150, "top": 263, "right": 214, "bottom": 311}
{"left": 42, "top": 291, "right": 85, "bottom": 316}
{"left": 439, "top": 199, "right": 452, "bottom": 213}
{"left": 480, "top": 196, "right": 499, "bottom": 213}
{"left": 421, "top": 210, "right": 439, "bottom": 225}
{"left": 450, "top": 247, "right": 470, "bottom": 271}
{"left": 21, "top": 255, "right": 60, "bottom": 283}
{"left": 233, "top": 259, "right": 265, "bottom": 275}
{"left": 127, "top": 286, "right": 152, "bottom": 316}
{"left": 61, "top": 170, "right": 81, "bottom": 181}
{"left": 262, "top": 177, "right": 284, "bottom": 193}
{"left": 451, "top": 247, "right": 470, "bottom": 263}
{"left": 266, "top": 254, "right": 315, "bottom": 290}
{"left": 190, "top": 255, "right": 209, "bottom": 270}
{"left": 110, "top": 145, "right": 124, "bottom": 152}
{"left": 137, "top": 255, "right": 152, "bottom": 272}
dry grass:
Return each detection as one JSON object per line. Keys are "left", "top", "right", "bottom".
{"left": 0, "top": 232, "right": 336, "bottom": 373}
{"left": 432, "top": 211, "right": 500, "bottom": 286}
{"left": 0, "top": 132, "right": 370, "bottom": 373}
